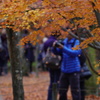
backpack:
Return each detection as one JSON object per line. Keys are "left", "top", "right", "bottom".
{"left": 43, "top": 47, "right": 61, "bottom": 70}
{"left": 71, "top": 38, "right": 92, "bottom": 79}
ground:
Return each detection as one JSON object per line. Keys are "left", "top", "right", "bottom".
{"left": 0, "top": 71, "right": 100, "bottom": 100}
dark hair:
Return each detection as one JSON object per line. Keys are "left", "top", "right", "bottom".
{"left": 51, "top": 30, "right": 61, "bottom": 37}
{"left": 71, "top": 29, "right": 77, "bottom": 35}
{"left": 22, "top": 29, "right": 29, "bottom": 34}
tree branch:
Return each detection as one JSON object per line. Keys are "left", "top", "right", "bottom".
{"left": 61, "top": 27, "right": 100, "bottom": 50}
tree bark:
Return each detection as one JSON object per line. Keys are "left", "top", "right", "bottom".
{"left": 6, "top": 28, "right": 24, "bottom": 100}
{"left": 94, "top": 10, "right": 100, "bottom": 27}
{"left": 95, "top": 50, "right": 100, "bottom": 61}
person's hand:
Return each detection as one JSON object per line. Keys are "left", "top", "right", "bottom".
{"left": 58, "top": 44, "right": 63, "bottom": 49}
{"left": 53, "top": 41, "right": 58, "bottom": 47}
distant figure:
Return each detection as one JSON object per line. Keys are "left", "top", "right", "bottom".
{"left": 37, "top": 39, "right": 45, "bottom": 71}
{"left": 24, "top": 42, "right": 35, "bottom": 74}
{"left": 0, "top": 41, "right": 5, "bottom": 76}
{"left": 23, "top": 29, "right": 35, "bottom": 74}
{"left": 0, "top": 29, "right": 9, "bottom": 76}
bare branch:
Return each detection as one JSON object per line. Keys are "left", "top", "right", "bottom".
{"left": 62, "top": 28, "right": 100, "bottom": 50}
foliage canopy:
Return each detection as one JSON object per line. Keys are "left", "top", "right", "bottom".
{"left": 0, "top": 0, "right": 100, "bottom": 83}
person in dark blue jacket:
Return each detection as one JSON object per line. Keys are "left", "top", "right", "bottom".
{"left": 43, "top": 31, "right": 61, "bottom": 100}
{"left": 24, "top": 42, "right": 35, "bottom": 73}
{"left": 53, "top": 31, "right": 81, "bottom": 100}
{"left": 23, "top": 29, "right": 35, "bottom": 74}
{"left": 1, "top": 32, "right": 9, "bottom": 75}
{"left": 0, "top": 46, "right": 7, "bottom": 76}
{"left": 0, "top": 31, "right": 9, "bottom": 76}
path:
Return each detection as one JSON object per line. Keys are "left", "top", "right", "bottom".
{"left": 0, "top": 72, "right": 99, "bottom": 100}
{"left": 0, "top": 95, "right": 3, "bottom": 100}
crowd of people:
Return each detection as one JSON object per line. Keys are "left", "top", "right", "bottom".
{"left": 42, "top": 29, "right": 91, "bottom": 100}
{"left": 0, "top": 28, "right": 91, "bottom": 100}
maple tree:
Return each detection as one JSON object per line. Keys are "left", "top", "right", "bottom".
{"left": 0, "top": 0, "right": 100, "bottom": 46}
{"left": 0, "top": 0, "right": 100, "bottom": 43}
{"left": 0, "top": 0, "right": 100, "bottom": 65}
{"left": 0, "top": 0, "right": 100, "bottom": 99}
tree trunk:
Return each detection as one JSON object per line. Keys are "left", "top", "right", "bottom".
{"left": 95, "top": 50, "right": 100, "bottom": 61}
{"left": 94, "top": 10, "right": 100, "bottom": 27}
{"left": 6, "top": 28, "right": 24, "bottom": 100}
{"left": 34, "top": 43, "right": 39, "bottom": 77}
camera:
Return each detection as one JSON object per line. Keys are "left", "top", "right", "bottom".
{"left": 54, "top": 40, "right": 64, "bottom": 47}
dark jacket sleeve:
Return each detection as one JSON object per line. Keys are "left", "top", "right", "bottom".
{"left": 43, "top": 39, "right": 55, "bottom": 53}
{"left": 52, "top": 47, "right": 62, "bottom": 56}
{"left": 79, "top": 52, "right": 86, "bottom": 66}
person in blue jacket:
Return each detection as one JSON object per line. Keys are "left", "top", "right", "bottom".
{"left": 53, "top": 31, "right": 81, "bottom": 100}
